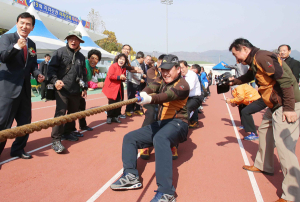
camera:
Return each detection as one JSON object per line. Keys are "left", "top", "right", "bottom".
{"left": 217, "top": 72, "right": 234, "bottom": 94}
{"left": 76, "top": 76, "right": 86, "bottom": 89}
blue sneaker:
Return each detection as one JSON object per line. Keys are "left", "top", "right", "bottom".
{"left": 151, "top": 190, "right": 176, "bottom": 202}
{"left": 244, "top": 133, "right": 259, "bottom": 141}
{"left": 239, "top": 125, "right": 244, "bottom": 129}
{"left": 110, "top": 173, "right": 142, "bottom": 190}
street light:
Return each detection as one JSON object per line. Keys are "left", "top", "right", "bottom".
{"left": 161, "top": 0, "right": 173, "bottom": 54}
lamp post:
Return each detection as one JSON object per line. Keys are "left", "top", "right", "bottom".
{"left": 161, "top": 0, "right": 173, "bottom": 54}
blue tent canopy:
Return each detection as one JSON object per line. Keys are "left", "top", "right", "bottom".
{"left": 212, "top": 61, "right": 231, "bottom": 70}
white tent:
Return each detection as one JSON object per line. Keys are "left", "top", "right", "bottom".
{"left": 75, "top": 21, "right": 115, "bottom": 61}
{"left": 4, "top": 0, "right": 65, "bottom": 58}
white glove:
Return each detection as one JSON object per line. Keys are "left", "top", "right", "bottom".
{"left": 91, "top": 76, "right": 98, "bottom": 83}
{"left": 137, "top": 92, "right": 152, "bottom": 105}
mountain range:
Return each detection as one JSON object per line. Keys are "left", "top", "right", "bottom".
{"left": 145, "top": 50, "right": 300, "bottom": 65}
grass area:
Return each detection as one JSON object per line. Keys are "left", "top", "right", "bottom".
{"left": 187, "top": 61, "right": 214, "bottom": 64}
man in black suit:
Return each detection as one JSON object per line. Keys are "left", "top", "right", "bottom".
{"left": 0, "top": 12, "right": 45, "bottom": 159}
{"left": 279, "top": 44, "right": 300, "bottom": 83}
{"left": 39, "top": 54, "right": 51, "bottom": 101}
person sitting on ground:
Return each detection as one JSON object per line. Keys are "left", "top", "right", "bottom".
{"left": 139, "top": 54, "right": 165, "bottom": 160}
{"left": 226, "top": 82, "right": 267, "bottom": 140}
{"left": 110, "top": 54, "right": 190, "bottom": 202}
{"left": 125, "top": 51, "right": 146, "bottom": 117}
{"left": 102, "top": 53, "right": 129, "bottom": 124}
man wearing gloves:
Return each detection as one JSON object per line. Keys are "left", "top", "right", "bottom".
{"left": 110, "top": 54, "right": 189, "bottom": 202}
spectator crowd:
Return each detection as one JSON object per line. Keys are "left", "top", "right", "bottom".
{"left": 0, "top": 11, "right": 300, "bottom": 202}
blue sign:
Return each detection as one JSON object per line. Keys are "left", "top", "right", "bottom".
{"left": 15, "top": 0, "right": 93, "bottom": 29}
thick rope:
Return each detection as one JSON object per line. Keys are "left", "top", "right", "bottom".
{"left": 0, "top": 97, "right": 140, "bottom": 142}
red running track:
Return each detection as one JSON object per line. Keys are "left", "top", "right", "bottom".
{"left": 0, "top": 87, "right": 299, "bottom": 202}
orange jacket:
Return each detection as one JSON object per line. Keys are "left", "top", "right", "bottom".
{"left": 230, "top": 84, "right": 261, "bottom": 105}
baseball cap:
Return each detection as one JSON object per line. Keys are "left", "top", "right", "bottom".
{"left": 160, "top": 54, "right": 179, "bottom": 69}
{"left": 64, "top": 30, "right": 85, "bottom": 43}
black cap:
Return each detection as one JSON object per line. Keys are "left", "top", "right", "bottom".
{"left": 160, "top": 54, "right": 179, "bottom": 69}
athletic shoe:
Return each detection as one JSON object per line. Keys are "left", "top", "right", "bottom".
{"left": 112, "top": 117, "right": 121, "bottom": 123}
{"left": 52, "top": 141, "right": 65, "bottom": 153}
{"left": 134, "top": 110, "right": 144, "bottom": 115}
{"left": 171, "top": 146, "right": 178, "bottom": 160}
{"left": 140, "top": 148, "right": 150, "bottom": 160}
{"left": 118, "top": 114, "right": 126, "bottom": 119}
{"left": 107, "top": 117, "right": 112, "bottom": 124}
{"left": 239, "top": 125, "right": 244, "bottom": 129}
{"left": 199, "top": 106, "right": 203, "bottom": 110}
{"left": 71, "top": 131, "right": 84, "bottom": 137}
{"left": 110, "top": 173, "right": 142, "bottom": 190}
{"left": 61, "top": 133, "right": 79, "bottom": 141}
{"left": 150, "top": 190, "right": 176, "bottom": 202}
{"left": 244, "top": 133, "right": 259, "bottom": 141}
{"left": 88, "top": 88, "right": 94, "bottom": 91}
{"left": 189, "top": 121, "right": 199, "bottom": 128}
{"left": 125, "top": 112, "right": 133, "bottom": 117}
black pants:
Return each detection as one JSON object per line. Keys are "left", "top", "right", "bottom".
{"left": 241, "top": 98, "right": 267, "bottom": 134}
{"left": 107, "top": 84, "right": 124, "bottom": 118}
{"left": 142, "top": 104, "right": 158, "bottom": 127}
{"left": 125, "top": 81, "right": 140, "bottom": 113}
{"left": 122, "top": 119, "right": 188, "bottom": 195}
{"left": 51, "top": 90, "right": 81, "bottom": 141}
{"left": 186, "top": 96, "right": 203, "bottom": 122}
{"left": 238, "top": 104, "right": 247, "bottom": 125}
{"left": 0, "top": 85, "right": 31, "bottom": 156}
{"left": 40, "top": 81, "right": 46, "bottom": 99}
{"left": 67, "top": 97, "right": 87, "bottom": 132}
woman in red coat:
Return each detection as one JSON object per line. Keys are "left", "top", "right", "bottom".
{"left": 102, "top": 53, "right": 128, "bottom": 124}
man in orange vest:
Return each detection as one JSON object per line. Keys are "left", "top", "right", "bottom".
{"left": 226, "top": 83, "right": 266, "bottom": 140}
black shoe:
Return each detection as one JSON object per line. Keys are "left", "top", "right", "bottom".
{"left": 112, "top": 117, "right": 121, "bottom": 123}
{"left": 62, "top": 133, "right": 79, "bottom": 141}
{"left": 51, "top": 141, "right": 65, "bottom": 153}
{"left": 11, "top": 151, "right": 32, "bottom": 159}
{"left": 107, "top": 117, "right": 112, "bottom": 124}
{"left": 71, "top": 131, "right": 84, "bottom": 137}
{"left": 80, "top": 126, "right": 93, "bottom": 131}
{"left": 118, "top": 114, "right": 126, "bottom": 119}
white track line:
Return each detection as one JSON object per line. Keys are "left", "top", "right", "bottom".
{"left": 0, "top": 122, "right": 107, "bottom": 165}
{"left": 223, "top": 93, "right": 264, "bottom": 202}
{"left": 86, "top": 154, "right": 140, "bottom": 202}
{"left": 32, "top": 97, "right": 106, "bottom": 110}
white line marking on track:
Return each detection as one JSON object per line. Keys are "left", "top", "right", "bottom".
{"left": 223, "top": 93, "right": 264, "bottom": 202}
{"left": 0, "top": 122, "right": 107, "bottom": 165}
{"left": 86, "top": 154, "right": 140, "bottom": 202}
{"left": 86, "top": 169, "right": 124, "bottom": 202}
{"left": 32, "top": 97, "right": 106, "bottom": 110}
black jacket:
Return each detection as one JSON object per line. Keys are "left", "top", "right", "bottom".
{"left": 39, "top": 60, "right": 49, "bottom": 80}
{"left": 0, "top": 32, "right": 40, "bottom": 99}
{"left": 47, "top": 45, "right": 87, "bottom": 95}
{"left": 285, "top": 57, "right": 300, "bottom": 83}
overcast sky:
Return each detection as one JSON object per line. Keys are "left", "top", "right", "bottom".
{"left": 39, "top": 0, "right": 300, "bottom": 53}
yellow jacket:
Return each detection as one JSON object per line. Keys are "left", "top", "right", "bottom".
{"left": 230, "top": 84, "right": 261, "bottom": 105}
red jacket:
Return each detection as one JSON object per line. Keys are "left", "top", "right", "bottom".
{"left": 102, "top": 63, "right": 126, "bottom": 100}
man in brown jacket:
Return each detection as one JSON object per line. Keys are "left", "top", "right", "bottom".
{"left": 229, "top": 38, "right": 300, "bottom": 202}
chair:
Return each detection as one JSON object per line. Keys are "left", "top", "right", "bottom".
{"left": 31, "top": 79, "right": 41, "bottom": 94}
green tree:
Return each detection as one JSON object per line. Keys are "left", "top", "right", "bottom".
{"left": 96, "top": 30, "right": 136, "bottom": 56}
{"left": 0, "top": 28, "right": 8, "bottom": 35}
